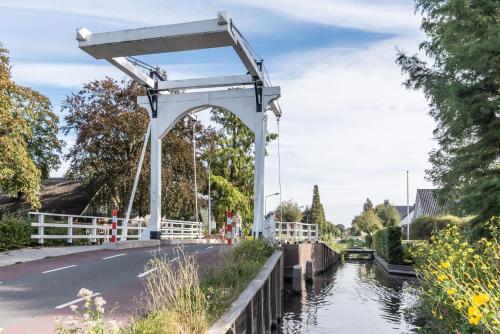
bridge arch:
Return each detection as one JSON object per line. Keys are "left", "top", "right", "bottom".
{"left": 137, "top": 87, "right": 281, "bottom": 238}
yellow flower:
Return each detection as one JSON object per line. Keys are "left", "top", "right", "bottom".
{"left": 454, "top": 299, "right": 465, "bottom": 310}
{"left": 467, "top": 248, "right": 474, "bottom": 253}
{"left": 447, "top": 288, "right": 457, "bottom": 295}
{"left": 454, "top": 239, "right": 460, "bottom": 244}
{"left": 437, "top": 275, "right": 447, "bottom": 281}
{"left": 440, "top": 261, "right": 451, "bottom": 269}
{"left": 471, "top": 293, "right": 490, "bottom": 307}
{"left": 468, "top": 306, "right": 482, "bottom": 325}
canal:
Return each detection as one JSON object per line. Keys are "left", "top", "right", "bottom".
{"left": 279, "top": 260, "right": 422, "bottom": 333}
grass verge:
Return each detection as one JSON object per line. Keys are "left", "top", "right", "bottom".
{"left": 123, "top": 239, "right": 274, "bottom": 334}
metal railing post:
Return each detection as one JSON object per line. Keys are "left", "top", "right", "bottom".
{"left": 91, "top": 218, "right": 97, "bottom": 244}
{"left": 38, "top": 214, "right": 44, "bottom": 246}
{"left": 286, "top": 223, "right": 290, "bottom": 243}
{"left": 67, "top": 216, "right": 73, "bottom": 245}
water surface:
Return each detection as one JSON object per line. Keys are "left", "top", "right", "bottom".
{"left": 279, "top": 261, "right": 421, "bottom": 333}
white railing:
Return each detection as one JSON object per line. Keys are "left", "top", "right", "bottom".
{"left": 275, "top": 221, "right": 318, "bottom": 243}
{"left": 161, "top": 219, "right": 204, "bottom": 240}
{"left": 29, "top": 212, "right": 146, "bottom": 245}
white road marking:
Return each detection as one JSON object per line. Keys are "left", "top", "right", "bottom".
{"left": 206, "top": 246, "right": 215, "bottom": 249}
{"left": 55, "top": 292, "right": 101, "bottom": 309}
{"left": 102, "top": 253, "right": 126, "bottom": 260}
{"left": 42, "top": 265, "right": 76, "bottom": 274}
{"left": 168, "top": 257, "right": 179, "bottom": 263}
{"left": 137, "top": 267, "right": 157, "bottom": 278}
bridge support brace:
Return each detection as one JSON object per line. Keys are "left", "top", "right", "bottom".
{"left": 138, "top": 88, "right": 280, "bottom": 240}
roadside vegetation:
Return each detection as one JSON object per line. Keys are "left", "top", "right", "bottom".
{"left": 54, "top": 240, "right": 275, "bottom": 334}
{"left": 126, "top": 239, "right": 274, "bottom": 333}
{"left": 408, "top": 219, "right": 499, "bottom": 333}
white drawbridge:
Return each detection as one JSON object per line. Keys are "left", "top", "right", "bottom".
{"left": 76, "top": 12, "right": 281, "bottom": 240}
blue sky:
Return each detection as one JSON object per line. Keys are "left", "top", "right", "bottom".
{"left": 0, "top": 0, "right": 435, "bottom": 226}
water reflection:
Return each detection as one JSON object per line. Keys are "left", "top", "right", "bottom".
{"left": 279, "top": 261, "right": 421, "bottom": 333}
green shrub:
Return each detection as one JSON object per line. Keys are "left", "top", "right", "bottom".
{"left": 201, "top": 239, "right": 274, "bottom": 322}
{"left": 372, "top": 226, "right": 404, "bottom": 264}
{"left": 0, "top": 214, "right": 34, "bottom": 251}
{"left": 410, "top": 215, "right": 466, "bottom": 240}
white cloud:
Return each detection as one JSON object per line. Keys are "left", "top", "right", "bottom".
{"left": 222, "top": 0, "right": 420, "bottom": 33}
{"left": 263, "top": 37, "right": 436, "bottom": 225}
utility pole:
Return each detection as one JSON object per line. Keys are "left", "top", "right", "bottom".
{"left": 208, "top": 160, "right": 211, "bottom": 234}
{"left": 406, "top": 170, "right": 410, "bottom": 240}
{"left": 191, "top": 114, "right": 199, "bottom": 222}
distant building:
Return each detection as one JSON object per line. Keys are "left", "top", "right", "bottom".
{"left": 394, "top": 205, "right": 414, "bottom": 238}
{"left": 412, "top": 189, "right": 449, "bottom": 221}
{"left": 394, "top": 205, "right": 414, "bottom": 221}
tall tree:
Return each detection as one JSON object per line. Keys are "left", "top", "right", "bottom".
{"left": 307, "top": 185, "right": 327, "bottom": 235}
{"left": 0, "top": 44, "right": 61, "bottom": 208}
{"left": 396, "top": 0, "right": 500, "bottom": 222}
{"left": 352, "top": 210, "right": 383, "bottom": 235}
{"left": 375, "top": 202, "right": 401, "bottom": 227}
{"left": 275, "top": 199, "right": 303, "bottom": 222}
{"left": 63, "top": 78, "right": 211, "bottom": 219}
{"left": 363, "top": 198, "right": 374, "bottom": 212}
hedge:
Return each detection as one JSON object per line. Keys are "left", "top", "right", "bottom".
{"left": 0, "top": 214, "right": 34, "bottom": 251}
{"left": 372, "top": 226, "right": 404, "bottom": 265}
{"left": 409, "top": 215, "right": 466, "bottom": 240}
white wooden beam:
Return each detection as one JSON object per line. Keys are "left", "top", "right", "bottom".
{"left": 77, "top": 16, "right": 234, "bottom": 59}
{"left": 107, "top": 57, "right": 155, "bottom": 88}
{"left": 231, "top": 32, "right": 264, "bottom": 81}
{"left": 157, "top": 74, "right": 253, "bottom": 90}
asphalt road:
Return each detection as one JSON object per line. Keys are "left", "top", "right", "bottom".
{"left": 0, "top": 244, "right": 225, "bottom": 333}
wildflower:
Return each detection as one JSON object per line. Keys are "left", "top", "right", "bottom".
{"left": 440, "top": 261, "right": 451, "bottom": 269}
{"left": 467, "top": 248, "right": 474, "bottom": 253}
{"left": 454, "top": 299, "right": 465, "bottom": 310}
{"left": 471, "top": 293, "right": 490, "bottom": 307}
{"left": 447, "top": 288, "right": 457, "bottom": 295}
{"left": 468, "top": 306, "right": 482, "bottom": 325}
{"left": 437, "top": 274, "right": 447, "bottom": 281}
{"left": 454, "top": 239, "right": 460, "bottom": 244}
{"left": 69, "top": 305, "right": 78, "bottom": 312}
{"left": 78, "top": 288, "right": 93, "bottom": 300}
{"left": 94, "top": 296, "right": 106, "bottom": 307}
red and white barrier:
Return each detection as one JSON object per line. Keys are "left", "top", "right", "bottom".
{"left": 226, "top": 211, "right": 233, "bottom": 246}
{"left": 111, "top": 209, "right": 117, "bottom": 243}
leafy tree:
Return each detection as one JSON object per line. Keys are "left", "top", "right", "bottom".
{"left": 0, "top": 44, "right": 61, "bottom": 208}
{"left": 209, "top": 174, "right": 251, "bottom": 233}
{"left": 375, "top": 202, "right": 401, "bottom": 227}
{"left": 63, "top": 78, "right": 210, "bottom": 219}
{"left": 363, "top": 198, "right": 374, "bottom": 212}
{"left": 204, "top": 107, "right": 276, "bottom": 232}
{"left": 336, "top": 224, "right": 346, "bottom": 239}
{"left": 352, "top": 209, "right": 383, "bottom": 235}
{"left": 396, "top": 0, "right": 500, "bottom": 222}
{"left": 275, "top": 199, "right": 303, "bottom": 222}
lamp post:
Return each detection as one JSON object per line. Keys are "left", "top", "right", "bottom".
{"left": 406, "top": 170, "right": 410, "bottom": 240}
{"left": 264, "top": 192, "right": 279, "bottom": 214}
{"left": 189, "top": 113, "right": 198, "bottom": 222}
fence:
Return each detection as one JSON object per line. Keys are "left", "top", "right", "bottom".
{"left": 29, "top": 212, "right": 146, "bottom": 245}
{"left": 161, "top": 219, "right": 204, "bottom": 239}
{"left": 275, "top": 221, "right": 318, "bottom": 243}
{"left": 207, "top": 251, "right": 282, "bottom": 334}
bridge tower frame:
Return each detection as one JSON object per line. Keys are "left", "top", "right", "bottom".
{"left": 77, "top": 12, "right": 281, "bottom": 239}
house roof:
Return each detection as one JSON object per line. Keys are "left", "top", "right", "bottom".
{"left": 0, "top": 178, "right": 92, "bottom": 216}
{"left": 394, "top": 205, "right": 414, "bottom": 220}
{"left": 413, "top": 189, "right": 448, "bottom": 219}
